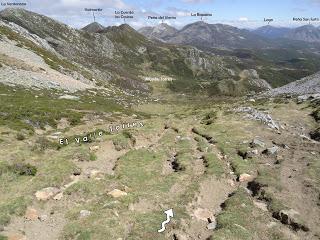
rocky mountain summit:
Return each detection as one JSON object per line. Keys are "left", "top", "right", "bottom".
{"left": 284, "top": 25, "right": 320, "bottom": 43}
{"left": 81, "top": 22, "right": 105, "bottom": 33}
{"left": 138, "top": 23, "right": 178, "bottom": 41}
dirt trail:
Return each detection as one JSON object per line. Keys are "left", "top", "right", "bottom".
{"left": 168, "top": 125, "right": 238, "bottom": 239}
{"left": 183, "top": 177, "right": 235, "bottom": 239}
{"left": 79, "top": 140, "right": 127, "bottom": 176}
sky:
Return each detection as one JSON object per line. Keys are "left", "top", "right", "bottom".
{"left": 0, "top": 0, "right": 320, "bottom": 29}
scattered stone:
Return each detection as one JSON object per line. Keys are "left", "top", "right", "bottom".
{"left": 35, "top": 187, "right": 60, "bottom": 201}
{"left": 123, "top": 185, "right": 131, "bottom": 192}
{"left": 297, "top": 95, "right": 309, "bottom": 103}
{"left": 53, "top": 192, "right": 63, "bottom": 201}
{"left": 239, "top": 173, "right": 254, "bottom": 182}
{"left": 262, "top": 146, "right": 279, "bottom": 155}
{"left": 25, "top": 207, "right": 38, "bottom": 221}
{"left": 207, "top": 218, "right": 217, "bottom": 230}
{"left": 86, "top": 169, "right": 104, "bottom": 179}
{"left": 235, "top": 107, "right": 280, "bottom": 130}
{"left": 108, "top": 189, "right": 128, "bottom": 198}
{"left": 227, "top": 179, "right": 235, "bottom": 187}
{"left": 80, "top": 210, "right": 91, "bottom": 218}
{"left": 39, "top": 214, "right": 48, "bottom": 222}
{"left": 58, "top": 95, "right": 79, "bottom": 100}
{"left": 251, "top": 149, "right": 259, "bottom": 155}
{"left": 72, "top": 167, "right": 81, "bottom": 176}
{"left": 274, "top": 155, "right": 284, "bottom": 164}
{"left": 250, "top": 139, "right": 265, "bottom": 148}
{"left": 272, "top": 141, "right": 290, "bottom": 149}
{"left": 248, "top": 98, "right": 256, "bottom": 103}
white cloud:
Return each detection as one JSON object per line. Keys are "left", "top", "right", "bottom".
{"left": 166, "top": 7, "right": 190, "bottom": 17}
{"left": 238, "top": 17, "right": 249, "bottom": 22}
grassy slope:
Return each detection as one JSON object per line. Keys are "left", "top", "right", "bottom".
{"left": 0, "top": 84, "right": 123, "bottom": 133}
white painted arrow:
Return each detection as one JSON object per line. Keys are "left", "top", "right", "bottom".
{"left": 158, "top": 209, "right": 174, "bottom": 233}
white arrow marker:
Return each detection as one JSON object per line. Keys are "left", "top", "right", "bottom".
{"left": 158, "top": 209, "right": 174, "bottom": 233}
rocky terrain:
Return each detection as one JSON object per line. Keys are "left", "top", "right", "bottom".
{"left": 0, "top": 34, "right": 93, "bottom": 92}
{"left": 267, "top": 71, "right": 320, "bottom": 96}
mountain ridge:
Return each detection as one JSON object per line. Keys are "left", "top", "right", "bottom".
{"left": 82, "top": 22, "right": 105, "bottom": 33}
{"left": 252, "top": 25, "right": 291, "bottom": 39}
{"left": 140, "top": 21, "right": 274, "bottom": 50}
{"left": 0, "top": 8, "right": 319, "bottom": 97}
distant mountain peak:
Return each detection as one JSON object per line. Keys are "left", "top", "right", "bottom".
{"left": 285, "top": 24, "right": 320, "bottom": 42}
{"left": 298, "top": 24, "right": 317, "bottom": 29}
{"left": 252, "top": 25, "right": 291, "bottom": 39}
{"left": 138, "top": 23, "right": 178, "bottom": 41}
{"left": 118, "top": 23, "right": 134, "bottom": 30}
{"left": 81, "top": 22, "right": 105, "bottom": 33}
{"left": 165, "top": 21, "right": 271, "bottom": 49}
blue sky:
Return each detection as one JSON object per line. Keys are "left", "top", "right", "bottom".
{"left": 1, "top": 0, "right": 320, "bottom": 29}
